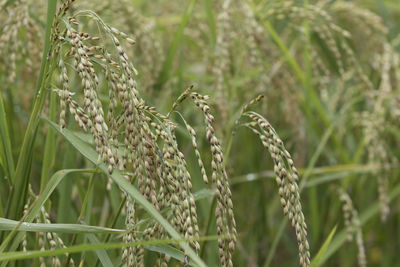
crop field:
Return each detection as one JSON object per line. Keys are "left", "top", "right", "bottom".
{"left": 0, "top": 0, "right": 400, "bottom": 266}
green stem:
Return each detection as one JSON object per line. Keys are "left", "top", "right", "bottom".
{"left": 65, "top": 174, "right": 96, "bottom": 266}
{"left": 94, "top": 196, "right": 127, "bottom": 267}
{"left": 40, "top": 90, "right": 57, "bottom": 192}
{"left": 0, "top": 94, "right": 15, "bottom": 183}
{"left": 6, "top": 0, "right": 58, "bottom": 220}
{"left": 263, "top": 219, "right": 286, "bottom": 267}
{"left": 34, "top": 0, "right": 58, "bottom": 98}
{"left": 154, "top": 0, "right": 197, "bottom": 90}
{"left": 200, "top": 196, "right": 217, "bottom": 258}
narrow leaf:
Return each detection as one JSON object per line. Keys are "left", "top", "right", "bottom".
{"left": 154, "top": 0, "right": 197, "bottom": 89}
{"left": 87, "top": 233, "right": 114, "bottom": 267}
{"left": 0, "top": 218, "right": 124, "bottom": 234}
{"left": 0, "top": 236, "right": 220, "bottom": 264}
{"left": 310, "top": 224, "right": 337, "bottom": 267}
{"left": 0, "top": 94, "right": 15, "bottom": 183}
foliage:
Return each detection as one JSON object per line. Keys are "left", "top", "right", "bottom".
{"left": 1, "top": 0, "right": 400, "bottom": 266}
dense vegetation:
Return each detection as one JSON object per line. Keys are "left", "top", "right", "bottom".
{"left": 1, "top": 0, "right": 399, "bottom": 266}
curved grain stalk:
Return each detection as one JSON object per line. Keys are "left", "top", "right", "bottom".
{"left": 238, "top": 98, "right": 310, "bottom": 267}
{"left": 339, "top": 189, "right": 367, "bottom": 267}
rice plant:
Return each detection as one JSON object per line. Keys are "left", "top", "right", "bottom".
{"left": 1, "top": 0, "right": 400, "bottom": 266}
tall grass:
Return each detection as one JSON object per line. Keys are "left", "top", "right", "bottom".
{"left": 1, "top": 0, "right": 400, "bottom": 266}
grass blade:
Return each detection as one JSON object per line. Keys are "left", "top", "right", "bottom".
{"left": 0, "top": 94, "right": 15, "bottom": 184}
{"left": 154, "top": 0, "right": 197, "bottom": 90}
{"left": 145, "top": 244, "right": 196, "bottom": 265}
{"left": 40, "top": 90, "right": 57, "bottom": 191}
{"left": 310, "top": 225, "right": 337, "bottom": 267}
{"left": 0, "top": 218, "right": 124, "bottom": 234}
{"left": 203, "top": 0, "right": 216, "bottom": 46}
{"left": 87, "top": 233, "right": 114, "bottom": 267}
{"left": 0, "top": 236, "right": 220, "bottom": 264}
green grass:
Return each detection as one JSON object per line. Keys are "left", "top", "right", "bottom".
{"left": 1, "top": 0, "right": 400, "bottom": 266}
